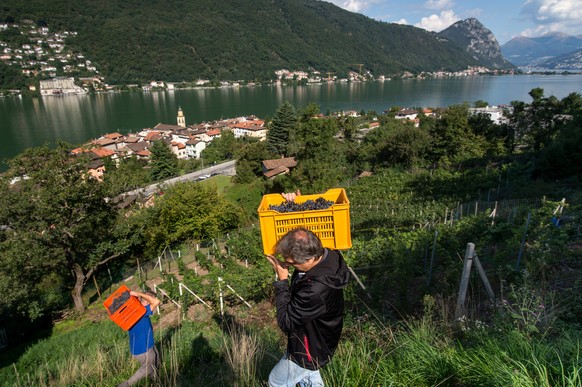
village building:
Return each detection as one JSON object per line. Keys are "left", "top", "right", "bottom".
{"left": 186, "top": 139, "right": 207, "bottom": 159}
{"left": 261, "top": 157, "right": 297, "bottom": 179}
{"left": 39, "top": 77, "right": 86, "bottom": 95}
{"left": 230, "top": 121, "right": 267, "bottom": 140}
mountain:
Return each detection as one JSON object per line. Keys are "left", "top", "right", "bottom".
{"left": 438, "top": 18, "right": 515, "bottom": 70}
{"left": 537, "top": 49, "right": 582, "bottom": 71}
{"left": 501, "top": 32, "right": 582, "bottom": 67}
{"left": 0, "top": 0, "right": 484, "bottom": 84}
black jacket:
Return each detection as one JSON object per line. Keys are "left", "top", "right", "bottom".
{"left": 273, "top": 249, "right": 350, "bottom": 370}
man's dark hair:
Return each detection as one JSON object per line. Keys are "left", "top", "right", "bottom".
{"left": 275, "top": 228, "right": 324, "bottom": 263}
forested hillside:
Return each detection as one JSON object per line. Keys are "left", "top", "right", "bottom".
{"left": 0, "top": 0, "right": 480, "bottom": 83}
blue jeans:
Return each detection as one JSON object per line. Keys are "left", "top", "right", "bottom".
{"left": 269, "top": 355, "right": 324, "bottom": 387}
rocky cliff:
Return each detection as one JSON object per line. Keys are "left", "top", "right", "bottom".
{"left": 438, "top": 18, "right": 515, "bottom": 70}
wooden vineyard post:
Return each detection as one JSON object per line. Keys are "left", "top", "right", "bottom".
{"left": 93, "top": 276, "right": 101, "bottom": 299}
{"left": 347, "top": 266, "right": 372, "bottom": 300}
{"left": 455, "top": 243, "right": 496, "bottom": 320}
{"left": 455, "top": 243, "right": 475, "bottom": 320}
{"left": 474, "top": 254, "right": 495, "bottom": 302}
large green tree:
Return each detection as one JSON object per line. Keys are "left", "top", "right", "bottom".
{"left": 144, "top": 183, "right": 244, "bottom": 253}
{"left": 267, "top": 102, "right": 297, "bottom": 156}
{"left": 201, "top": 131, "right": 237, "bottom": 164}
{"left": 428, "top": 103, "right": 487, "bottom": 164}
{"left": 290, "top": 117, "right": 352, "bottom": 192}
{"left": 379, "top": 125, "right": 431, "bottom": 167}
{"left": 0, "top": 144, "right": 126, "bottom": 316}
{"left": 149, "top": 140, "right": 178, "bottom": 181}
{"left": 509, "top": 88, "right": 568, "bottom": 151}
{"left": 233, "top": 140, "right": 273, "bottom": 184}
{"left": 103, "top": 156, "right": 151, "bottom": 197}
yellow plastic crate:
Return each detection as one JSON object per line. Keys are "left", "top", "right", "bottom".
{"left": 257, "top": 188, "right": 352, "bottom": 255}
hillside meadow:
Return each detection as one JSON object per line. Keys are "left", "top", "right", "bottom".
{"left": 2, "top": 165, "right": 581, "bottom": 386}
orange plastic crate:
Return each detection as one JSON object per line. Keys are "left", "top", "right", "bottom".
{"left": 103, "top": 285, "right": 146, "bottom": 331}
{"left": 257, "top": 188, "right": 352, "bottom": 255}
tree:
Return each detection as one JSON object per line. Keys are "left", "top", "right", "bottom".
{"left": 0, "top": 144, "right": 125, "bottom": 316}
{"left": 428, "top": 103, "right": 487, "bottom": 164}
{"left": 103, "top": 156, "right": 151, "bottom": 196}
{"left": 233, "top": 140, "right": 272, "bottom": 184}
{"left": 299, "top": 102, "right": 320, "bottom": 123}
{"left": 534, "top": 92, "right": 582, "bottom": 178}
{"left": 266, "top": 102, "right": 297, "bottom": 156}
{"left": 147, "top": 183, "right": 244, "bottom": 248}
{"left": 468, "top": 113, "right": 511, "bottom": 156}
{"left": 291, "top": 117, "right": 352, "bottom": 192}
{"left": 508, "top": 88, "right": 563, "bottom": 151}
{"left": 201, "top": 131, "right": 237, "bottom": 163}
{"left": 149, "top": 140, "right": 178, "bottom": 181}
{"left": 379, "top": 125, "right": 431, "bottom": 167}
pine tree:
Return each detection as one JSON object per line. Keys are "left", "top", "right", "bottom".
{"left": 267, "top": 102, "right": 297, "bottom": 156}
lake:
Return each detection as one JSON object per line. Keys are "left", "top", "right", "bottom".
{"left": 1, "top": 74, "right": 581, "bottom": 170}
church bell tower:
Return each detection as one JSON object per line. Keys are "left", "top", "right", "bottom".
{"left": 177, "top": 106, "right": 186, "bottom": 127}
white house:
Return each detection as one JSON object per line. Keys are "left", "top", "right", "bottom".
{"left": 186, "top": 139, "right": 207, "bottom": 159}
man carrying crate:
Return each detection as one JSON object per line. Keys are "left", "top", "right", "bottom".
{"left": 265, "top": 226, "right": 350, "bottom": 387}
{"left": 118, "top": 290, "right": 161, "bottom": 387}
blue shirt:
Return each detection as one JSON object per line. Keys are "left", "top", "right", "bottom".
{"left": 128, "top": 305, "right": 154, "bottom": 355}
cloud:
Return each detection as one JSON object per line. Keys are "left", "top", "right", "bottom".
{"left": 424, "top": 0, "right": 455, "bottom": 11}
{"left": 520, "top": 0, "right": 582, "bottom": 36}
{"left": 394, "top": 19, "right": 409, "bottom": 25}
{"left": 325, "top": 0, "right": 374, "bottom": 13}
{"left": 415, "top": 10, "right": 460, "bottom": 32}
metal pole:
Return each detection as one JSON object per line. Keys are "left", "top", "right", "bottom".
{"left": 225, "top": 284, "right": 252, "bottom": 308}
{"left": 427, "top": 231, "right": 438, "bottom": 287}
{"left": 515, "top": 212, "right": 531, "bottom": 271}
{"left": 218, "top": 277, "right": 224, "bottom": 316}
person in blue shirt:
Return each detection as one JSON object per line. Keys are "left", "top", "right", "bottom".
{"left": 118, "top": 290, "right": 161, "bottom": 387}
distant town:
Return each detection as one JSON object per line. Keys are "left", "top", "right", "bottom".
{"left": 74, "top": 104, "right": 508, "bottom": 182}
{"left": 1, "top": 20, "right": 515, "bottom": 97}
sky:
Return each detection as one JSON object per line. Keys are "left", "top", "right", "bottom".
{"left": 323, "top": 0, "right": 582, "bottom": 45}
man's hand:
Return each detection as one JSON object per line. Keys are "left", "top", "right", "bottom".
{"left": 130, "top": 290, "right": 161, "bottom": 310}
{"left": 282, "top": 189, "right": 301, "bottom": 202}
{"left": 265, "top": 254, "right": 289, "bottom": 281}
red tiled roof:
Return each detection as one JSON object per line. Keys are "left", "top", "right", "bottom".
{"left": 144, "top": 131, "right": 162, "bottom": 141}
{"left": 262, "top": 157, "right": 297, "bottom": 170}
{"left": 91, "top": 148, "right": 116, "bottom": 158}
{"left": 263, "top": 166, "right": 289, "bottom": 178}
{"left": 104, "top": 132, "right": 123, "bottom": 140}
{"left": 92, "top": 138, "right": 116, "bottom": 147}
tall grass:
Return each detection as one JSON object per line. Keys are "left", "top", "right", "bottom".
{"left": 220, "top": 324, "right": 265, "bottom": 386}
{"left": 2, "top": 310, "right": 580, "bottom": 386}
